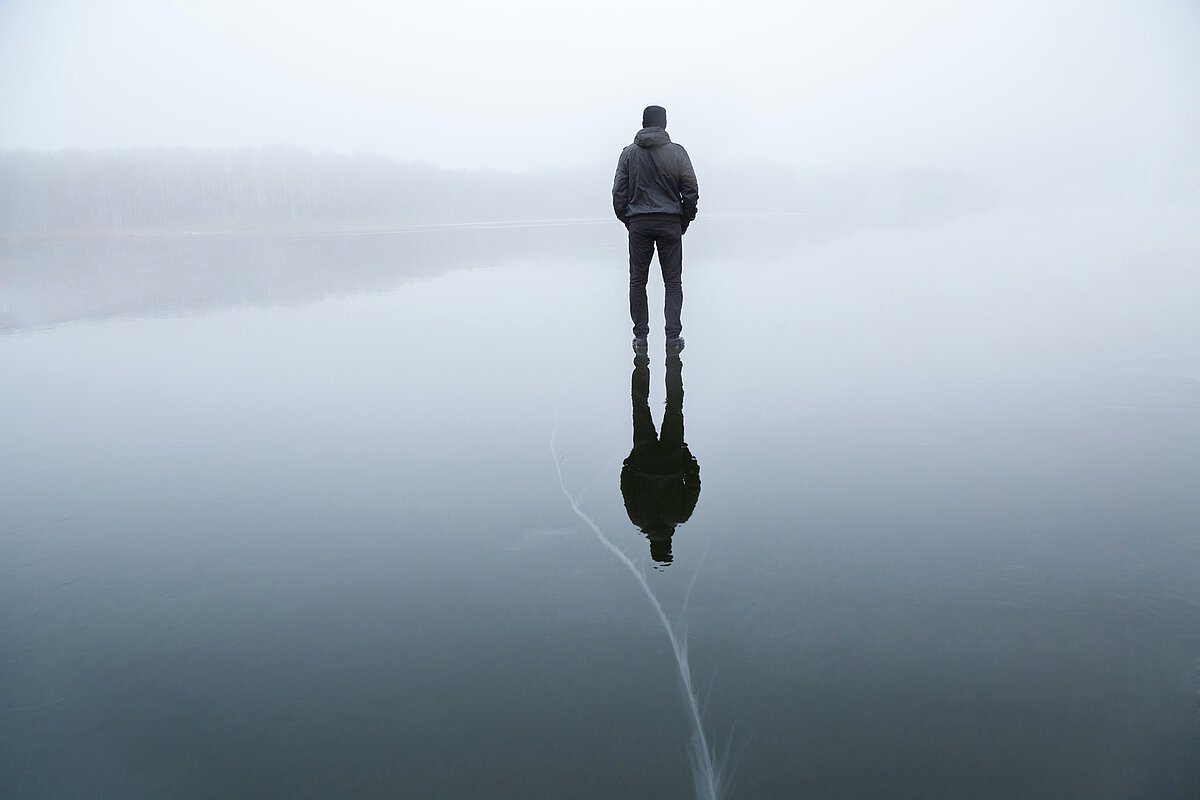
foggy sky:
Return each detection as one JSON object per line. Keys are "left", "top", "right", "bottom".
{"left": 2, "top": 0, "right": 1198, "bottom": 175}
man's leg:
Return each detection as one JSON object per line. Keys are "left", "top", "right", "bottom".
{"left": 654, "top": 219, "right": 684, "bottom": 340}
{"left": 628, "top": 218, "right": 655, "bottom": 339}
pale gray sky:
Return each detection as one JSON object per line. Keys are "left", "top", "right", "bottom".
{"left": 2, "top": 0, "right": 1197, "bottom": 173}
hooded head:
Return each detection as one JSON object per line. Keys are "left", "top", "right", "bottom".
{"left": 642, "top": 105, "right": 667, "bottom": 129}
{"left": 647, "top": 530, "right": 674, "bottom": 566}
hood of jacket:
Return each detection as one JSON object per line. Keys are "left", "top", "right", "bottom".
{"left": 634, "top": 127, "right": 671, "bottom": 148}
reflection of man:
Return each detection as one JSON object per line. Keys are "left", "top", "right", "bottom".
{"left": 620, "top": 354, "right": 701, "bottom": 566}
{"left": 612, "top": 105, "right": 699, "bottom": 355}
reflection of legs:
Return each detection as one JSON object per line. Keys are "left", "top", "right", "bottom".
{"left": 656, "top": 222, "right": 684, "bottom": 340}
{"left": 628, "top": 221, "right": 656, "bottom": 339}
{"left": 631, "top": 357, "right": 657, "bottom": 445}
{"left": 660, "top": 355, "right": 685, "bottom": 446}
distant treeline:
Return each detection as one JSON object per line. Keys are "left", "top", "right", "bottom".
{"left": 0, "top": 147, "right": 617, "bottom": 237}
{"left": 0, "top": 146, "right": 1110, "bottom": 239}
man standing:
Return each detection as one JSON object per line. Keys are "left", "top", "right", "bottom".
{"left": 612, "top": 105, "right": 699, "bottom": 354}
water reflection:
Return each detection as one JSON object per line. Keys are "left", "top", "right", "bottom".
{"left": 621, "top": 353, "right": 701, "bottom": 567}
{"left": 0, "top": 223, "right": 615, "bottom": 331}
{"left": 1, "top": 217, "right": 810, "bottom": 332}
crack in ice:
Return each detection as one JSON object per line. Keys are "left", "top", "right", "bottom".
{"left": 551, "top": 417, "right": 723, "bottom": 800}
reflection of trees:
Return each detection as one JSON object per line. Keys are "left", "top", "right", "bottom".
{"left": 0, "top": 224, "right": 615, "bottom": 331}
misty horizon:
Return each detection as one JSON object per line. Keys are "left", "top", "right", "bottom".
{"left": 5, "top": 0, "right": 1198, "bottom": 241}
{"left": 1, "top": 142, "right": 1191, "bottom": 242}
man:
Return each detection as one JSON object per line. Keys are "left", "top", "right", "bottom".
{"left": 612, "top": 105, "right": 699, "bottom": 354}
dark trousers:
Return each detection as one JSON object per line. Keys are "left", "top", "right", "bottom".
{"left": 628, "top": 217, "right": 683, "bottom": 339}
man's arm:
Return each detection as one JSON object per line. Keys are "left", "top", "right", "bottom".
{"left": 612, "top": 149, "right": 630, "bottom": 226}
{"left": 677, "top": 147, "right": 699, "bottom": 225}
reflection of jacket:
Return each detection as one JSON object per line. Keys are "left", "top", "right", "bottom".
{"left": 612, "top": 128, "right": 699, "bottom": 225}
{"left": 620, "top": 450, "right": 701, "bottom": 535}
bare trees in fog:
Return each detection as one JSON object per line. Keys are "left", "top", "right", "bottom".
{"left": 3, "top": 145, "right": 1192, "bottom": 240}
{"left": 0, "top": 147, "right": 583, "bottom": 237}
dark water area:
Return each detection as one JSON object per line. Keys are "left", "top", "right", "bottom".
{"left": 2, "top": 208, "right": 1199, "bottom": 798}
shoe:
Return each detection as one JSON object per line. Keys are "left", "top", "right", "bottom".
{"left": 666, "top": 337, "right": 685, "bottom": 353}
{"left": 632, "top": 337, "right": 648, "bottom": 352}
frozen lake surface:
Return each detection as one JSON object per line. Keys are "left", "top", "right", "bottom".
{"left": 2, "top": 208, "right": 1199, "bottom": 798}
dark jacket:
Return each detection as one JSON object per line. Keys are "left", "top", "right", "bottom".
{"left": 612, "top": 128, "right": 699, "bottom": 226}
